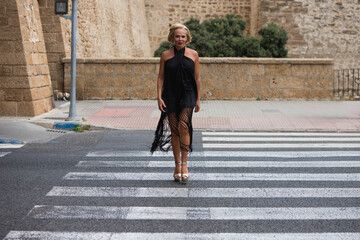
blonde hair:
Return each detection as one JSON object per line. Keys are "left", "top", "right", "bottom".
{"left": 167, "top": 23, "right": 192, "bottom": 44}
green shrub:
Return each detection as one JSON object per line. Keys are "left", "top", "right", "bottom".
{"left": 259, "top": 23, "right": 288, "bottom": 58}
{"left": 234, "top": 36, "right": 267, "bottom": 57}
{"left": 154, "top": 14, "right": 288, "bottom": 58}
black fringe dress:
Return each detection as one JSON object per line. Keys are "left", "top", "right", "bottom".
{"left": 151, "top": 46, "right": 198, "bottom": 153}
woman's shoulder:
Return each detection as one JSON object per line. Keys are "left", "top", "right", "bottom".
{"left": 161, "top": 48, "right": 173, "bottom": 58}
{"left": 186, "top": 47, "right": 198, "bottom": 56}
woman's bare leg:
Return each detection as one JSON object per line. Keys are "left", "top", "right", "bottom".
{"left": 168, "top": 114, "right": 181, "bottom": 179}
{"left": 178, "top": 109, "right": 193, "bottom": 179}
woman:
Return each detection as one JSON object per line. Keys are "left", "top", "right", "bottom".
{"left": 151, "top": 23, "right": 201, "bottom": 183}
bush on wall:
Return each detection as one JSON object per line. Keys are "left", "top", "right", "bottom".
{"left": 154, "top": 14, "right": 288, "bottom": 58}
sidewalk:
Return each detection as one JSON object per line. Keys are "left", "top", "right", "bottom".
{"left": 27, "top": 100, "right": 360, "bottom": 132}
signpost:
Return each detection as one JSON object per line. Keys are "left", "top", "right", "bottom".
{"left": 55, "top": 0, "right": 80, "bottom": 121}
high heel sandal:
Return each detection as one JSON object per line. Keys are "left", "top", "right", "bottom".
{"left": 173, "top": 162, "right": 181, "bottom": 182}
{"left": 181, "top": 162, "right": 189, "bottom": 183}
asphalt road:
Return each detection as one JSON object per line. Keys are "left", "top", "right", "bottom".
{"left": 1, "top": 127, "right": 360, "bottom": 239}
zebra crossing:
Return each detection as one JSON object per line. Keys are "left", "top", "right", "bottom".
{"left": 0, "top": 143, "right": 25, "bottom": 158}
{"left": 4, "top": 131, "right": 360, "bottom": 239}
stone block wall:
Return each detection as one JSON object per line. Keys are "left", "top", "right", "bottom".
{"left": 0, "top": 0, "right": 53, "bottom": 116}
{"left": 260, "top": 0, "right": 360, "bottom": 69}
{"left": 36, "top": 0, "right": 152, "bottom": 92}
{"left": 145, "top": 0, "right": 260, "bottom": 55}
{"left": 38, "top": 0, "right": 66, "bottom": 91}
{"left": 63, "top": 58, "right": 333, "bottom": 101}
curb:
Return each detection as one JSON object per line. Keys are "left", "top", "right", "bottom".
{"left": 53, "top": 122, "right": 80, "bottom": 130}
{"left": 0, "top": 139, "right": 24, "bottom": 144}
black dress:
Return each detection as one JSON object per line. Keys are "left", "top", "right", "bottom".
{"left": 151, "top": 46, "right": 198, "bottom": 153}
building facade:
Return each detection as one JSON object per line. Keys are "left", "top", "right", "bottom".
{"left": 1, "top": 0, "right": 359, "bottom": 116}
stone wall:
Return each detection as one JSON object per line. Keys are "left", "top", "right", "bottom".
{"left": 37, "top": 0, "right": 152, "bottom": 91}
{"left": 0, "top": 0, "right": 53, "bottom": 116}
{"left": 60, "top": 0, "right": 152, "bottom": 58}
{"left": 38, "top": 0, "right": 66, "bottom": 91}
{"left": 63, "top": 58, "right": 334, "bottom": 101}
{"left": 144, "top": 0, "right": 260, "bottom": 55}
{"left": 260, "top": 0, "right": 360, "bottom": 69}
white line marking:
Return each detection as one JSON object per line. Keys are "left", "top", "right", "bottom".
{"left": 64, "top": 172, "right": 360, "bottom": 182}
{"left": 28, "top": 205, "right": 360, "bottom": 220}
{"left": 4, "top": 231, "right": 112, "bottom": 240}
{"left": 0, "top": 144, "right": 24, "bottom": 149}
{"left": 47, "top": 186, "right": 360, "bottom": 198}
{"left": 0, "top": 152, "right": 10, "bottom": 157}
{"left": 202, "top": 132, "right": 360, "bottom": 137}
{"left": 86, "top": 151, "right": 360, "bottom": 158}
{"left": 4, "top": 231, "right": 360, "bottom": 240}
{"left": 77, "top": 160, "right": 360, "bottom": 168}
{"left": 203, "top": 137, "right": 360, "bottom": 142}
{"left": 203, "top": 143, "right": 360, "bottom": 149}
{"left": 5, "top": 231, "right": 360, "bottom": 240}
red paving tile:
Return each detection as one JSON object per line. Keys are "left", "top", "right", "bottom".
{"left": 84, "top": 105, "right": 360, "bottom": 131}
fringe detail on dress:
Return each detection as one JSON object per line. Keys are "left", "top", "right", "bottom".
{"left": 151, "top": 112, "right": 171, "bottom": 153}
{"left": 151, "top": 110, "right": 193, "bottom": 154}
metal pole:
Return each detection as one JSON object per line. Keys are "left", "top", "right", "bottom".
{"left": 66, "top": 0, "right": 80, "bottom": 121}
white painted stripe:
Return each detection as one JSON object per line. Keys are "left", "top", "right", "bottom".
{"left": 0, "top": 152, "right": 10, "bottom": 157}
{"left": 47, "top": 186, "right": 360, "bottom": 198}
{"left": 29, "top": 205, "right": 360, "bottom": 220}
{"left": 203, "top": 143, "right": 360, "bottom": 149}
{"left": 202, "top": 132, "right": 360, "bottom": 137}
{"left": 4, "top": 231, "right": 111, "bottom": 240}
{"left": 64, "top": 172, "right": 360, "bottom": 182}
{"left": 5, "top": 231, "right": 360, "bottom": 240}
{"left": 77, "top": 160, "right": 360, "bottom": 168}
{"left": 0, "top": 144, "right": 24, "bottom": 149}
{"left": 86, "top": 150, "right": 360, "bottom": 158}
{"left": 203, "top": 137, "right": 360, "bottom": 142}
{"left": 4, "top": 231, "right": 360, "bottom": 240}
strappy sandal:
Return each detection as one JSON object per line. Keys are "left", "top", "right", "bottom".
{"left": 181, "top": 162, "right": 189, "bottom": 183}
{"left": 173, "top": 162, "right": 181, "bottom": 182}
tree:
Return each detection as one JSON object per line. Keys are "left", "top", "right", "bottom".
{"left": 259, "top": 23, "right": 288, "bottom": 58}
{"left": 154, "top": 15, "right": 288, "bottom": 58}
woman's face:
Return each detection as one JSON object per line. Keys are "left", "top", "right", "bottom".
{"left": 173, "top": 28, "right": 187, "bottom": 48}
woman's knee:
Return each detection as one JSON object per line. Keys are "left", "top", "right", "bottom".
{"left": 178, "top": 121, "right": 189, "bottom": 136}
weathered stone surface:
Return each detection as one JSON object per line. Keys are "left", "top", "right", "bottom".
{"left": 266, "top": 64, "right": 292, "bottom": 76}
{"left": 84, "top": 88, "right": 111, "bottom": 100}
{"left": 143, "top": 76, "right": 157, "bottom": 88}
{"left": 200, "top": 64, "right": 212, "bottom": 76}
{"left": 247, "top": 64, "right": 265, "bottom": 76}
{"left": 292, "top": 65, "right": 333, "bottom": 77}
{"left": 0, "top": 101, "right": 18, "bottom": 116}
{"left": 228, "top": 89, "right": 258, "bottom": 99}
{"left": 114, "top": 64, "right": 132, "bottom": 74}
{"left": 113, "top": 88, "right": 130, "bottom": 99}
{"left": 131, "top": 88, "right": 156, "bottom": 99}
{"left": 206, "top": 89, "right": 227, "bottom": 99}
{"left": 270, "top": 76, "right": 304, "bottom": 89}
{"left": 259, "top": 89, "right": 282, "bottom": 99}
{"left": 235, "top": 75, "right": 253, "bottom": 89}
{"left": 230, "top": 64, "right": 246, "bottom": 75}
{"left": 4, "top": 89, "right": 23, "bottom": 101}
{"left": 94, "top": 64, "right": 114, "bottom": 75}
{"left": 63, "top": 58, "right": 334, "bottom": 100}
{"left": 283, "top": 89, "right": 312, "bottom": 99}
{"left": 211, "top": 64, "right": 230, "bottom": 75}
{"left": 253, "top": 76, "right": 270, "bottom": 89}
{"left": 218, "top": 76, "right": 235, "bottom": 89}
{"left": 133, "top": 64, "right": 156, "bottom": 75}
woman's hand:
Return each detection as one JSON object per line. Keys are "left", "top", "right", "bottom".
{"left": 195, "top": 99, "right": 200, "bottom": 113}
{"left": 158, "top": 98, "right": 166, "bottom": 112}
